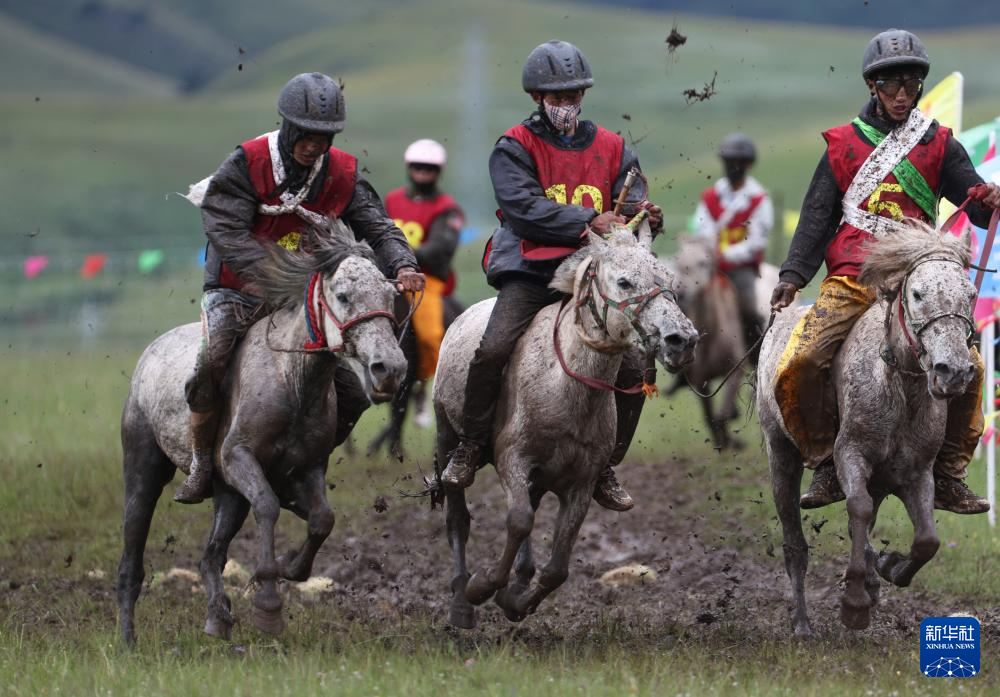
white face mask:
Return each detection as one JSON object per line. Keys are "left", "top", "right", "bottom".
{"left": 544, "top": 102, "right": 581, "bottom": 134}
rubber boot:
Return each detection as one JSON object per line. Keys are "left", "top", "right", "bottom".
{"left": 174, "top": 410, "right": 218, "bottom": 504}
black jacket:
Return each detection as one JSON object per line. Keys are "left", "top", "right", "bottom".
{"left": 200, "top": 146, "right": 417, "bottom": 292}
{"left": 780, "top": 98, "right": 992, "bottom": 288}
{"left": 485, "top": 112, "right": 648, "bottom": 288}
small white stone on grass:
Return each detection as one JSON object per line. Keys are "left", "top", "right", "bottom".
{"left": 86, "top": 569, "right": 106, "bottom": 580}
{"left": 598, "top": 564, "right": 657, "bottom": 588}
{"left": 295, "top": 576, "right": 334, "bottom": 599}
{"left": 223, "top": 559, "right": 250, "bottom": 584}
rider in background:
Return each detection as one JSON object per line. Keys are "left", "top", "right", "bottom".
{"left": 440, "top": 40, "right": 663, "bottom": 512}
{"left": 384, "top": 139, "right": 464, "bottom": 389}
{"left": 694, "top": 133, "right": 773, "bottom": 364}
{"left": 175, "top": 72, "right": 424, "bottom": 504}
{"left": 770, "top": 30, "right": 1000, "bottom": 514}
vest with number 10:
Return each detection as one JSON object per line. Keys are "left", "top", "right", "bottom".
{"left": 505, "top": 124, "right": 624, "bottom": 261}
{"left": 824, "top": 120, "right": 949, "bottom": 278}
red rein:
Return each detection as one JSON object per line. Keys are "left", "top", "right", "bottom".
{"left": 942, "top": 183, "right": 1000, "bottom": 292}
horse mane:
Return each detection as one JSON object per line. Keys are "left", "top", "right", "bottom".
{"left": 246, "top": 217, "right": 376, "bottom": 309}
{"left": 857, "top": 219, "right": 971, "bottom": 291}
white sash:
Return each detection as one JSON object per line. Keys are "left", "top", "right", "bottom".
{"left": 841, "top": 109, "right": 933, "bottom": 238}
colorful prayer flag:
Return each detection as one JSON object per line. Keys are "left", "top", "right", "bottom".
{"left": 80, "top": 253, "right": 108, "bottom": 279}
{"left": 23, "top": 255, "right": 49, "bottom": 279}
{"left": 137, "top": 249, "right": 165, "bottom": 274}
{"left": 920, "top": 71, "right": 963, "bottom": 135}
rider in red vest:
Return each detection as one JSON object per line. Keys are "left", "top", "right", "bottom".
{"left": 769, "top": 30, "right": 1000, "bottom": 514}
{"left": 384, "top": 139, "right": 464, "bottom": 383}
{"left": 439, "top": 40, "right": 663, "bottom": 512}
{"left": 175, "top": 73, "right": 424, "bottom": 504}
{"left": 695, "top": 133, "right": 773, "bottom": 364}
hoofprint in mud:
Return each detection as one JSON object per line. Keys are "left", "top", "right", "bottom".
{"left": 757, "top": 223, "right": 978, "bottom": 635}
{"left": 432, "top": 220, "right": 698, "bottom": 628}
{"left": 116, "top": 222, "right": 406, "bottom": 645}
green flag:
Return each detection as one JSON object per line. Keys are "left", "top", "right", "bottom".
{"left": 138, "top": 249, "right": 165, "bottom": 274}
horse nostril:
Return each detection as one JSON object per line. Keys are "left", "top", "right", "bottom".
{"left": 664, "top": 333, "right": 686, "bottom": 349}
{"left": 932, "top": 363, "right": 952, "bottom": 379}
{"left": 370, "top": 361, "right": 388, "bottom": 381}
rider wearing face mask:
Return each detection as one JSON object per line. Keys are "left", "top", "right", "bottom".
{"left": 694, "top": 133, "right": 774, "bottom": 364}
{"left": 175, "top": 72, "right": 424, "bottom": 504}
{"left": 770, "top": 30, "right": 1000, "bottom": 515}
{"left": 439, "top": 40, "right": 664, "bottom": 512}
{"left": 384, "top": 139, "right": 464, "bottom": 384}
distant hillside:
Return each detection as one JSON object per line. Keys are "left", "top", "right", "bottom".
{"left": 584, "top": 0, "right": 997, "bottom": 29}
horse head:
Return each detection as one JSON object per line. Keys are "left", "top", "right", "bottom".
{"left": 860, "top": 222, "right": 977, "bottom": 399}
{"left": 672, "top": 236, "right": 716, "bottom": 313}
{"left": 550, "top": 219, "right": 698, "bottom": 373}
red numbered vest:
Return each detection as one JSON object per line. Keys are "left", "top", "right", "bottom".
{"left": 504, "top": 124, "right": 624, "bottom": 261}
{"left": 700, "top": 185, "right": 766, "bottom": 272}
{"left": 384, "top": 187, "right": 463, "bottom": 293}
{"left": 823, "top": 121, "right": 949, "bottom": 278}
{"left": 218, "top": 134, "right": 358, "bottom": 290}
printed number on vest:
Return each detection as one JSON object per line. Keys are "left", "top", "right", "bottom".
{"left": 866, "top": 183, "right": 904, "bottom": 221}
{"left": 544, "top": 183, "right": 605, "bottom": 213}
{"left": 719, "top": 225, "right": 747, "bottom": 251}
{"left": 394, "top": 219, "right": 425, "bottom": 248}
{"left": 277, "top": 232, "right": 300, "bottom": 250}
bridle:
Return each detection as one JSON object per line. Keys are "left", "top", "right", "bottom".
{"left": 881, "top": 254, "right": 975, "bottom": 375}
{"left": 553, "top": 261, "right": 674, "bottom": 395}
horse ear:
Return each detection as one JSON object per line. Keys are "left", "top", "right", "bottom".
{"left": 550, "top": 253, "right": 593, "bottom": 294}
{"left": 958, "top": 226, "right": 973, "bottom": 256}
{"left": 636, "top": 218, "right": 653, "bottom": 251}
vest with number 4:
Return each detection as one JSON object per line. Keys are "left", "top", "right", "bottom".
{"left": 824, "top": 120, "right": 949, "bottom": 278}
{"left": 219, "top": 135, "right": 358, "bottom": 291}
{"left": 384, "top": 187, "right": 462, "bottom": 293}
{"left": 504, "top": 123, "right": 624, "bottom": 261}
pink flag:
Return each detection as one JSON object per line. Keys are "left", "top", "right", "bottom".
{"left": 984, "top": 130, "right": 996, "bottom": 164}
{"left": 23, "top": 255, "right": 49, "bottom": 279}
{"left": 80, "top": 253, "right": 108, "bottom": 279}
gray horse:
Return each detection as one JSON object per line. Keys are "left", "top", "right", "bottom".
{"left": 433, "top": 223, "right": 698, "bottom": 628}
{"left": 116, "top": 221, "right": 406, "bottom": 645}
{"left": 669, "top": 236, "right": 747, "bottom": 449}
{"left": 758, "top": 223, "right": 976, "bottom": 635}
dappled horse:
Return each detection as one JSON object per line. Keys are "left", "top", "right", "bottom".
{"left": 758, "top": 223, "right": 978, "bottom": 634}
{"left": 669, "top": 236, "right": 748, "bottom": 449}
{"left": 433, "top": 220, "right": 698, "bottom": 628}
{"left": 116, "top": 221, "right": 405, "bottom": 645}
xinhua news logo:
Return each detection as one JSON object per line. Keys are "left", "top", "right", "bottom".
{"left": 920, "top": 617, "right": 980, "bottom": 677}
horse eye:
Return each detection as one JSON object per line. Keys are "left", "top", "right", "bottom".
{"left": 335, "top": 292, "right": 349, "bottom": 304}
{"left": 912, "top": 290, "right": 922, "bottom": 302}
{"left": 617, "top": 278, "right": 633, "bottom": 291}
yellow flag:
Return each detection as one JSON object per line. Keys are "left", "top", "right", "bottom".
{"left": 921, "top": 71, "right": 963, "bottom": 135}
{"left": 921, "top": 72, "right": 964, "bottom": 222}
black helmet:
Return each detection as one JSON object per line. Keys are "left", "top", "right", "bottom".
{"left": 862, "top": 29, "right": 930, "bottom": 79}
{"left": 277, "top": 72, "right": 346, "bottom": 134}
{"left": 522, "top": 40, "right": 594, "bottom": 93}
{"left": 718, "top": 133, "right": 756, "bottom": 161}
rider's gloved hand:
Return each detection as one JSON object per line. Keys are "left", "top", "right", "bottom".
{"left": 395, "top": 266, "right": 426, "bottom": 293}
{"left": 770, "top": 281, "right": 799, "bottom": 311}
{"left": 970, "top": 182, "right": 1000, "bottom": 210}
{"left": 588, "top": 211, "right": 626, "bottom": 236}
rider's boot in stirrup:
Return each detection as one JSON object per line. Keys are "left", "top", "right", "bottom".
{"left": 799, "top": 460, "right": 845, "bottom": 509}
{"left": 440, "top": 440, "right": 484, "bottom": 489}
{"left": 593, "top": 465, "right": 634, "bottom": 512}
{"left": 934, "top": 475, "right": 990, "bottom": 515}
{"left": 174, "top": 410, "right": 219, "bottom": 504}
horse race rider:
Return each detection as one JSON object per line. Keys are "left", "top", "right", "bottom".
{"left": 694, "top": 133, "right": 774, "bottom": 365}
{"left": 769, "top": 29, "right": 1000, "bottom": 514}
{"left": 384, "top": 139, "right": 464, "bottom": 387}
{"left": 174, "top": 72, "right": 425, "bottom": 503}
{"left": 439, "top": 40, "right": 664, "bottom": 511}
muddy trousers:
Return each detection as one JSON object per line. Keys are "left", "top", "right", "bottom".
{"left": 409, "top": 275, "right": 448, "bottom": 381}
{"left": 184, "top": 288, "right": 370, "bottom": 446}
{"left": 461, "top": 278, "right": 652, "bottom": 465}
{"left": 723, "top": 265, "right": 764, "bottom": 364}
{"left": 773, "top": 275, "right": 984, "bottom": 479}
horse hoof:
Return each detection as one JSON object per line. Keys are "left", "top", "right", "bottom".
{"left": 792, "top": 621, "right": 813, "bottom": 638}
{"left": 204, "top": 615, "right": 233, "bottom": 640}
{"left": 448, "top": 602, "right": 476, "bottom": 630}
{"left": 250, "top": 603, "right": 285, "bottom": 636}
{"left": 840, "top": 602, "right": 871, "bottom": 630}
{"left": 464, "top": 572, "right": 496, "bottom": 606}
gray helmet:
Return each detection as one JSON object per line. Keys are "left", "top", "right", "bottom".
{"left": 862, "top": 29, "right": 930, "bottom": 79}
{"left": 522, "top": 40, "right": 594, "bottom": 93}
{"left": 718, "top": 133, "right": 756, "bottom": 161}
{"left": 277, "top": 72, "right": 346, "bottom": 134}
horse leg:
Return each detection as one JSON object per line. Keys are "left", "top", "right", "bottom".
{"left": 276, "top": 468, "right": 335, "bottom": 582}
{"left": 446, "top": 489, "right": 475, "bottom": 628}
{"left": 199, "top": 483, "right": 250, "bottom": 639}
{"left": 465, "top": 470, "right": 533, "bottom": 606}
{"left": 494, "top": 485, "right": 543, "bottom": 621}
{"left": 698, "top": 393, "right": 727, "bottom": 450}
{"left": 767, "top": 432, "right": 812, "bottom": 636}
{"left": 116, "top": 408, "right": 174, "bottom": 647}
{"left": 223, "top": 443, "right": 284, "bottom": 635}
{"left": 864, "top": 496, "right": 886, "bottom": 606}
{"left": 721, "top": 367, "right": 745, "bottom": 450}
{"left": 508, "top": 483, "right": 590, "bottom": 620}
{"left": 876, "top": 471, "right": 940, "bottom": 587}
{"left": 837, "top": 448, "right": 875, "bottom": 630}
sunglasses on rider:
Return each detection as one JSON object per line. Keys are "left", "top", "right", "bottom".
{"left": 874, "top": 76, "right": 923, "bottom": 98}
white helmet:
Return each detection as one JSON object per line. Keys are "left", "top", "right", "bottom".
{"left": 404, "top": 138, "right": 447, "bottom": 167}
